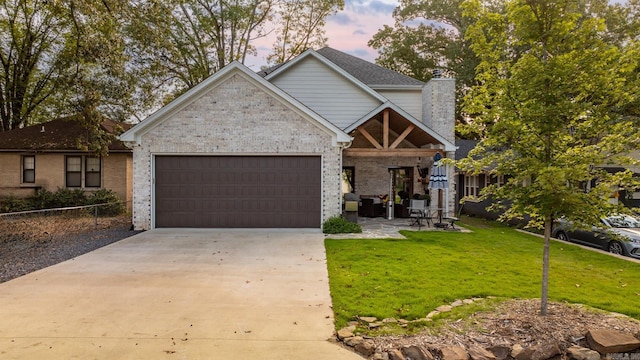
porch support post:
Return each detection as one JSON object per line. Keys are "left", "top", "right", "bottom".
{"left": 383, "top": 109, "right": 389, "bottom": 149}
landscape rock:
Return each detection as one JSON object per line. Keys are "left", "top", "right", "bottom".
{"left": 515, "top": 342, "right": 561, "bottom": 360}
{"left": 566, "top": 345, "right": 600, "bottom": 360}
{"left": 337, "top": 326, "right": 355, "bottom": 340}
{"left": 487, "top": 345, "right": 511, "bottom": 360}
{"left": 436, "top": 305, "right": 453, "bottom": 313}
{"left": 360, "top": 316, "right": 378, "bottom": 323}
{"left": 373, "top": 353, "right": 388, "bottom": 360}
{"left": 388, "top": 349, "right": 406, "bottom": 360}
{"left": 354, "top": 339, "right": 376, "bottom": 357}
{"left": 344, "top": 336, "right": 364, "bottom": 347}
{"left": 401, "top": 345, "right": 434, "bottom": 360}
{"left": 440, "top": 345, "right": 469, "bottom": 360}
{"left": 426, "top": 311, "right": 440, "bottom": 319}
{"left": 451, "top": 300, "right": 464, "bottom": 307}
{"left": 467, "top": 344, "right": 497, "bottom": 360}
{"left": 511, "top": 344, "right": 524, "bottom": 359}
{"left": 586, "top": 329, "right": 640, "bottom": 354}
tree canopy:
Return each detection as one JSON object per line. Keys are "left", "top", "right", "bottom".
{"left": 0, "top": 0, "right": 342, "bottom": 153}
{"left": 459, "top": 0, "right": 640, "bottom": 314}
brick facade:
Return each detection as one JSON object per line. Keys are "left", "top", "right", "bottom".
{"left": 130, "top": 73, "right": 343, "bottom": 230}
{"left": 0, "top": 152, "right": 132, "bottom": 208}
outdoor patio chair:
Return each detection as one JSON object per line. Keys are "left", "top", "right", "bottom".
{"left": 408, "top": 199, "right": 429, "bottom": 229}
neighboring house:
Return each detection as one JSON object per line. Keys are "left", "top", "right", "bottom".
{"left": 455, "top": 140, "right": 640, "bottom": 220}
{"left": 0, "top": 117, "right": 133, "bottom": 207}
{"left": 454, "top": 139, "right": 502, "bottom": 220}
{"left": 120, "top": 47, "right": 457, "bottom": 230}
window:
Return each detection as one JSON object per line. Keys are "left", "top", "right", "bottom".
{"left": 85, "top": 157, "right": 101, "bottom": 187}
{"left": 66, "top": 156, "right": 82, "bottom": 187}
{"left": 485, "top": 174, "right": 504, "bottom": 188}
{"left": 66, "top": 156, "right": 102, "bottom": 188}
{"left": 464, "top": 174, "right": 479, "bottom": 199}
{"left": 22, "top": 155, "right": 35, "bottom": 183}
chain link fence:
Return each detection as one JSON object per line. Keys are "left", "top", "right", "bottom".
{"left": 0, "top": 202, "right": 136, "bottom": 283}
{"left": 0, "top": 202, "right": 131, "bottom": 243}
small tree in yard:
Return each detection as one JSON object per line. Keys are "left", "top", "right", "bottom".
{"left": 459, "top": 0, "right": 640, "bottom": 315}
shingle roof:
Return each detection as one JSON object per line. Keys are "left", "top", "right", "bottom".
{"left": 315, "top": 47, "right": 425, "bottom": 87}
{"left": 0, "top": 117, "right": 132, "bottom": 152}
{"left": 455, "top": 139, "right": 479, "bottom": 160}
{"left": 258, "top": 47, "right": 425, "bottom": 87}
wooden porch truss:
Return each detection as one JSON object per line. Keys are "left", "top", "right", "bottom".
{"left": 344, "top": 109, "right": 443, "bottom": 157}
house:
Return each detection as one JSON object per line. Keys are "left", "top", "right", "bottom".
{"left": 455, "top": 140, "right": 640, "bottom": 220}
{"left": 454, "top": 139, "right": 501, "bottom": 220}
{"left": 120, "top": 47, "right": 457, "bottom": 230}
{"left": 0, "top": 117, "right": 133, "bottom": 207}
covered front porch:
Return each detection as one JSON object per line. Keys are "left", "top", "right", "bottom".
{"left": 341, "top": 106, "right": 457, "bottom": 220}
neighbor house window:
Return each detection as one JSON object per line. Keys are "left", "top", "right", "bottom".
{"left": 65, "top": 156, "right": 102, "bottom": 188}
{"left": 85, "top": 157, "right": 101, "bottom": 187}
{"left": 66, "top": 156, "right": 82, "bottom": 187}
{"left": 22, "top": 155, "right": 35, "bottom": 183}
{"left": 464, "top": 174, "right": 479, "bottom": 199}
{"left": 485, "top": 174, "right": 504, "bottom": 188}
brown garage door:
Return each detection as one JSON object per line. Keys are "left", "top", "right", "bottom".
{"left": 155, "top": 156, "right": 321, "bottom": 228}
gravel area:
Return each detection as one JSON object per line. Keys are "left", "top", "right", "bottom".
{"left": 0, "top": 216, "right": 141, "bottom": 284}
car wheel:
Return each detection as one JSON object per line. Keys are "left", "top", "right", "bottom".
{"left": 608, "top": 241, "right": 625, "bottom": 255}
{"left": 555, "top": 231, "right": 569, "bottom": 242}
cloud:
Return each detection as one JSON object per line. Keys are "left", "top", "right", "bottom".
{"left": 344, "top": 0, "right": 396, "bottom": 16}
{"left": 352, "top": 29, "right": 367, "bottom": 36}
{"left": 328, "top": 13, "right": 353, "bottom": 25}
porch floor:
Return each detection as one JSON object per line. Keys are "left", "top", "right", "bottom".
{"left": 330, "top": 216, "right": 469, "bottom": 239}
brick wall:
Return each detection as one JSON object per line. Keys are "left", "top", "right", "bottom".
{"left": 0, "top": 152, "right": 132, "bottom": 207}
{"left": 422, "top": 78, "right": 455, "bottom": 144}
{"left": 131, "top": 73, "right": 342, "bottom": 230}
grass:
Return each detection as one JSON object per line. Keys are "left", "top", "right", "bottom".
{"left": 325, "top": 215, "right": 640, "bottom": 330}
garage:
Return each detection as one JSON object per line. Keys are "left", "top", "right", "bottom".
{"left": 154, "top": 155, "right": 321, "bottom": 228}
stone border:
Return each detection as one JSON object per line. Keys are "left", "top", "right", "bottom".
{"left": 335, "top": 298, "right": 640, "bottom": 360}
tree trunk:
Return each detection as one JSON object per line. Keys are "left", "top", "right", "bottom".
{"left": 540, "top": 215, "right": 552, "bottom": 315}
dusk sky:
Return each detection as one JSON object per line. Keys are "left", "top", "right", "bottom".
{"left": 245, "top": 0, "right": 400, "bottom": 69}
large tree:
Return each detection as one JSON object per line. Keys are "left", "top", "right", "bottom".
{"left": 129, "top": 0, "right": 342, "bottom": 100}
{"left": 0, "top": 0, "right": 142, "bottom": 144}
{"left": 368, "top": 0, "right": 503, "bottom": 126}
{"left": 267, "top": 0, "right": 343, "bottom": 64}
{"left": 459, "top": 0, "right": 640, "bottom": 315}
{"left": 0, "top": 0, "right": 70, "bottom": 131}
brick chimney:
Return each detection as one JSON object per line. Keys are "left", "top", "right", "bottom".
{"left": 422, "top": 75, "right": 455, "bottom": 144}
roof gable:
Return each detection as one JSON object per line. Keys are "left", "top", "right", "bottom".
{"left": 265, "top": 54, "right": 386, "bottom": 129}
{"left": 263, "top": 49, "right": 388, "bottom": 103}
{"left": 0, "top": 117, "right": 131, "bottom": 152}
{"left": 120, "top": 62, "right": 351, "bottom": 145}
{"left": 345, "top": 102, "right": 457, "bottom": 152}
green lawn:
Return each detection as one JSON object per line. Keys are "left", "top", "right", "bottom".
{"left": 325, "top": 216, "right": 640, "bottom": 330}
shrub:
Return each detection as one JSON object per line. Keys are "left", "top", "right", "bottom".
{"left": 0, "top": 196, "right": 32, "bottom": 213}
{"left": 322, "top": 216, "right": 362, "bottom": 234}
{"left": 30, "top": 189, "right": 57, "bottom": 209}
{"left": 87, "top": 189, "right": 125, "bottom": 216}
{"left": 53, "top": 188, "right": 87, "bottom": 207}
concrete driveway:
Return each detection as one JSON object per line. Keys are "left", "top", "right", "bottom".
{"left": 0, "top": 229, "right": 362, "bottom": 359}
